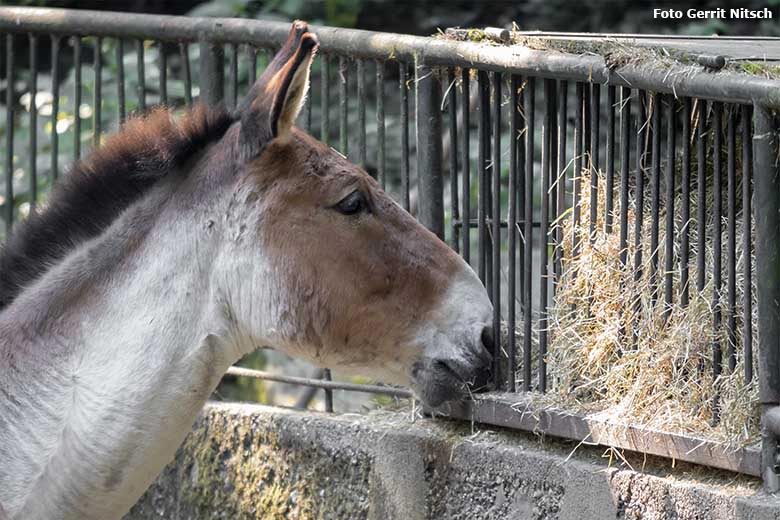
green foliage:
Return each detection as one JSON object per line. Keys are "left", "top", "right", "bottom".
{"left": 324, "top": 0, "right": 362, "bottom": 27}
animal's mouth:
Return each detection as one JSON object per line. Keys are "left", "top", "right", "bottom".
{"left": 411, "top": 357, "right": 493, "bottom": 408}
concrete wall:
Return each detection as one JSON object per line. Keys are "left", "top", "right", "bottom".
{"left": 126, "top": 402, "right": 780, "bottom": 519}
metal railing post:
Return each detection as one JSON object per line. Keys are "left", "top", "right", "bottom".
{"left": 199, "top": 39, "right": 224, "bottom": 106}
{"left": 415, "top": 61, "right": 444, "bottom": 239}
{"left": 754, "top": 103, "right": 780, "bottom": 492}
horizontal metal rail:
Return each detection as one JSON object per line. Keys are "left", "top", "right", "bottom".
{"left": 225, "top": 366, "right": 413, "bottom": 399}
{"left": 437, "top": 393, "right": 761, "bottom": 476}
{"left": 1, "top": 7, "right": 780, "bottom": 107}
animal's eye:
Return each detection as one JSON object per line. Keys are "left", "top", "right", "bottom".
{"left": 334, "top": 190, "right": 366, "bottom": 216}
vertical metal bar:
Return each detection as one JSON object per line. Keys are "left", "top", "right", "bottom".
{"left": 605, "top": 85, "right": 615, "bottom": 233}
{"left": 136, "top": 38, "right": 146, "bottom": 112}
{"left": 754, "top": 105, "right": 780, "bottom": 491}
{"left": 179, "top": 42, "right": 192, "bottom": 106}
{"left": 400, "top": 61, "right": 410, "bottom": 211}
{"left": 680, "top": 98, "right": 692, "bottom": 307}
{"left": 357, "top": 59, "right": 366, "bottom": 168}
{"left": 28, "top": 34, "right": 38, "bottom": 209}
{"left": 633, "top": 92, "right": 647, "bottom": 313}
{"left": 554, "top": 80, "right": 567, "bottom": 284}
{"left": 322, "top": 368, "right": 334, "bottom": 413}
{"left": 159, "top": 41, "right": 167, "bottom": 106}
{"left": 50, "top": 35, "right": 60, "bottom": 181}
{"left": 664, "top": 95, "right": 676, "bottom": 316}
{"left": 696, "top": 100, "right": 707, "bottom": 293}
{"left": 448, "top": 68, "right": 458, "bottom": 251}
{"left": 376, "top": 60, "right": 386, "bottom": 189}
{"left": 589, "top": 83, "right": 600, "bottom": 242}
{"left": 539, "top": 79, "right": 553, "bottom": 392}
{"left": 477, "top": 70, "right": 489, "bottom": 284}
{"left": 572, "top": 83, "right": 583, "bottom": 257}
{"left": 727, "top": 107, "right": 737, "bottom": 373}
{"left": 491, "top": 71, "right": 502, "bottom": 388}
{"left": 461, "top": 69, "right": 471, "bottom": 264}
{"left": 73, "top": 36, "right": 81, "bottom": 161}
{"left": 229, "top": 42, "right": 238, "bottom": 109}
{"left": 5, "top": 34, "right": 14, "bottom": 230}
{"left": 415, "top": 63, "right": 443, "bottom": 240}
{"left": 523, "top": 77, "right": 535, "bottom": 391}
{"left": 198, "top": 40, "right": 224, "bottom": 107}
{"left": 649, "top": 92, "right": 661, "bottom": 304}
{"left": 508, "top": 74, "right": 520, "bottom": 393}
{"left": 339, "top": 55, "right": 348, "bottom": 157}
{"left": 248, "top": 46, "right": 257, "bottom": 86}
{"left": 712, "top": 101, "right": 723, "bottom": 418}
{"left": 320, "top": 54, "right": 330, "bottom": 144}
{"left": 618, "top": 87, "right": 631, "bottom": 268}
{"left": 116, "top": 38, "right": 125, "bottom": 123}
{"left": 742, "top": 104, "right": 753, "bottom": 383}
{"left": 93, "top": 36, "right": 102, "bottom": 148}
{"left": 584, "top": 84, "right": 591, "bottom": 167}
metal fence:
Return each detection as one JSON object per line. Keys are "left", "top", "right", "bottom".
{"left": 1, "top": 7, "right": 780, "bottom": 489}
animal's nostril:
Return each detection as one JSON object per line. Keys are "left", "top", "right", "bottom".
{"left": 481, "top": 326, "right": 495, "bottom": 356}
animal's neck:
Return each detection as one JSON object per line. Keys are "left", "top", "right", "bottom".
{"left": 0, "top": 182, "right": 248, "bottom": 520}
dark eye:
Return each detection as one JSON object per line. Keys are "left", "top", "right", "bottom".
{"left": 334, "top": 190, "right": 366, "bottom": 216}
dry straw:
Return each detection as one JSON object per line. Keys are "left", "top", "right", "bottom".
{"left": 537, "top": 138, "right": 759, "bottom": 448}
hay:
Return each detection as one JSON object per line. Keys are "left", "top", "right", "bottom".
{"left": 537, "top": 153, "right": 759, "bottom": 448}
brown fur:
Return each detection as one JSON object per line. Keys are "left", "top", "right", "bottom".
{"left": 248, "top": 128, "right": 463, "bottom": 369}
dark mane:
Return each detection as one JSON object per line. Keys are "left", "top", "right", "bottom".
{"left": 0, "top": 104, "right": 234, "bottom": 310}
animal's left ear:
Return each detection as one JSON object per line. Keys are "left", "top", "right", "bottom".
{"left": 238, "top": 21, "right": 318, "bottom": 159}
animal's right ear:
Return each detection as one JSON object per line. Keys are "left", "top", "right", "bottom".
{"left": 237, "top": 21, "right": 318, "bottom": 160}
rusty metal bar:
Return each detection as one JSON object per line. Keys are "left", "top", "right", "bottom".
{"left": 50, "top": 35, "right": 60, "bottom": 180}
{"left": 680, "top": 98, "right": 691, "bottom": 307}
{"left": 727, "top": 107, "right": 737, "bottom": 372}
{"left": 4, "top": 8, "right": 777, "bottom": 107}
{"left": 461, "top": 68, "right": 471, "bottom": 264}
{"left": 663, "top": 95, "right": 676, "bottom": 316}
{"left": 73, "top": 36, "right": 81, "bottom": 160}
{"left": 29, "top": 34, "right": 38, "bottom": 208}
{"left": 159, "top": 41, "right": 167, "bottom": 106}
{"left": 522, "top": 77, "right": 535, "bottom": 391}
{"left": 742, "top": 104, "right": 753, "bottom": 384}
{"left": 491, "top": 70, "right": 502, "bottom": 388}
{"left": 198, "top": 39, "right": 224, "bottom": 107}
{"left": 447, "top": 68, "right": 458, "bottom": 251}
{"left": 136, "top": 38, "right": 145, "bottom": 111}
{"left": 754, "top": 105, "right": 780, "bottom": 491}
{"left": 339, "top": 55, "right": 348, "bottom": 157}
{"left": 225, "top": 366, "right": 412, "bottom": 399}
{"left": 376, "top": 60, "right": 385, "bottom": 189}
{"left": 477, "top": 69, "right": 489, "bottom": 285}
{"left": 93, "top": 36, "right": 102, "bottom": 148}
{"left": 357, "top": 58, "right": 366, "bottom": 168}
{"left": 180, "top": 42, "right": 192, "bottom": 106}
{"left": 399, "top": 61, "right": 410, "bottom": 211}
{"left": 415, "top": 63, "right": 444, "bottom": 240}
{"left": 4, "top": 34, "right": 15, "bottom": 231}
{"left": 117, "top": 38, "right": 125, "bottom": 122}
{"left": 618, "top": 87, "right": 630, "bottom": 268}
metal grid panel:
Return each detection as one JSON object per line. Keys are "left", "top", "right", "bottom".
{"left": 1, "top": 6, "right": 779, "bottom": 486}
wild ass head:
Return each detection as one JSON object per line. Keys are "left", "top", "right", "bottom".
{"left": 217, "top": 22, "right": 494, "bottom": 406}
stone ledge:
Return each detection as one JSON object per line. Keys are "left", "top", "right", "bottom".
{"left": 126, "top": 401, "right": 780, "bottom": 519}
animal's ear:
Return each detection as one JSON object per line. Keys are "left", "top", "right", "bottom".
{"left": 238, "top": 21, "right": 318, "bottom": 159}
